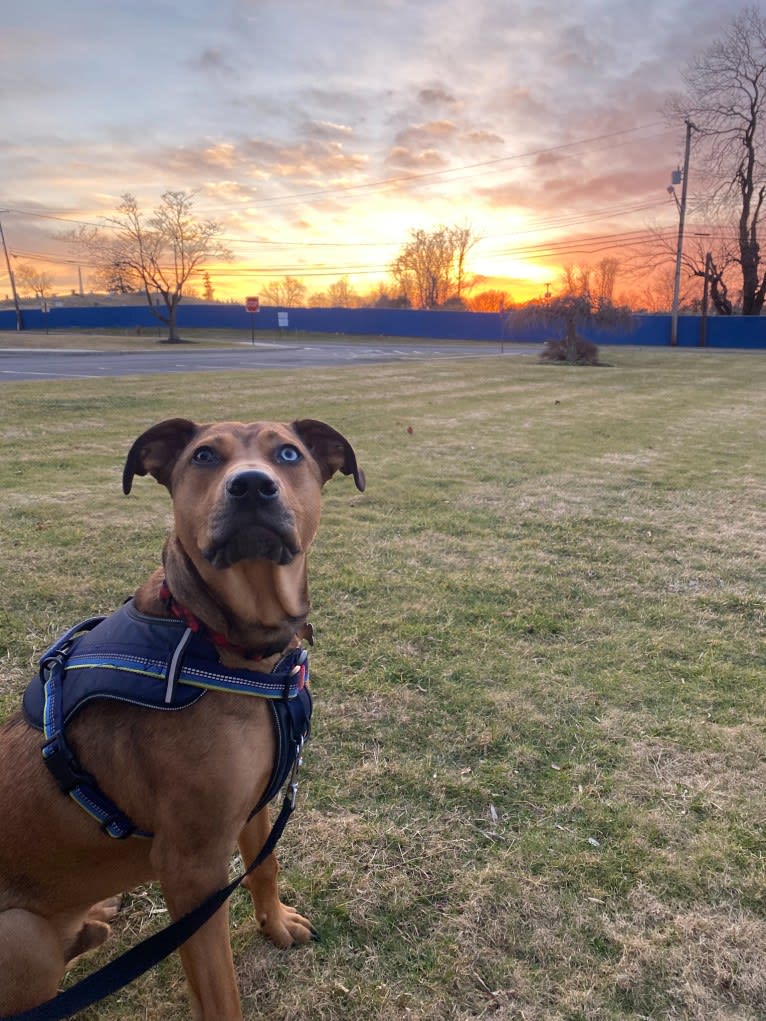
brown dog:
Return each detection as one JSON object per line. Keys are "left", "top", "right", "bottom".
{"left": 0, "top": 417, "right": 365, "bottom": 1020}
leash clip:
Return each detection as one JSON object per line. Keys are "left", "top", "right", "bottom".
{"left": 288, "top": 736, "right": 306, "bottom": 807}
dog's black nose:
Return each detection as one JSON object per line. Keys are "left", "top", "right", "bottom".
{"left": 226, "top": 470, "right": 280, "bottom": 502}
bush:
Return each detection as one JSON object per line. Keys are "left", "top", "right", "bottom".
{"left": 508, "top": 294, "right": 631, "bottom": 366}
{"left": 540, "top": 336, "right": 602, "bottom": 365}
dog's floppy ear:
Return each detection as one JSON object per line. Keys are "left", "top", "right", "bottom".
{"left": 291, "top": 419, "right": 366, "bottom": 491}
{"left": 123, "top": 418, "right": 199, "bottom": 494}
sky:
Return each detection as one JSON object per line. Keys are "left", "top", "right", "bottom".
{"left": 0, "top": 0, "right": 733, "bottom": 304}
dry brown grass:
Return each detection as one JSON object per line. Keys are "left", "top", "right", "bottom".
{"left": 608, "top": 888, "right": 766, "bottom": 1021}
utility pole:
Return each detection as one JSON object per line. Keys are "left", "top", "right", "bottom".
{"left": 670, "top": 119, "right": 696, "bottom": 347}
{"left": 0, "top": 217, "right": 22, "bottom": 331}
{"left": 700, "top": 251, "right": 712, "bottom": 347}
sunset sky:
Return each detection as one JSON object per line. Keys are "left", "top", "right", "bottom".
{"left": 0, "top": 0, "right": 731, "bottom": 304}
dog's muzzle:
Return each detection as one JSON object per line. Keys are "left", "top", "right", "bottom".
{"left": 204, "top": 470, "right": 301, "bottom": 568}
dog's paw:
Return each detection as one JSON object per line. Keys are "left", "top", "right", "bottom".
{"left": 86, "top": 896, "right": 122, "bottom": 924}
{"left": 63, "top": 896, "right": 123, "bottom": 966}
{"left": 258, "top": 903, "right": 317, "bottom": 948}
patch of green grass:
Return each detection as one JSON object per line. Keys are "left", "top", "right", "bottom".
{"left": 1, "top": 347, "right": 765, "bottom": 1020}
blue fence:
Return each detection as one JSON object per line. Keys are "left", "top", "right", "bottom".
{"left": 1, "top": 304, "right": 765, "bottom": 349}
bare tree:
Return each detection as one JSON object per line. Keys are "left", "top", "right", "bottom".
{"left": 326, "top": 276, "right": 360, "bottom": 307}
{"left": 633, "top": 221, "right": 738, "bottom": 314}
{"left": 361, "top": 283, "right": 411, "bottom": 308}
{"left": 14, "top": 263, "right": 54, "bottom": 303}
{"left": 633, "top": 264, "right": 697, "bottom": 313}
{"left": 561, "top": 260, "right": 622, "bottom": 306}
{"left": 670, "top": 6, "right": 766, "bottom": 314}
{"left": 683, "top": 234, "right": 737, "bottom": 313}
{"left": 593, "top": 257, "right": 620, "bottom": 304}
{"left": 92, "top": 260, "right": 138, "bottom": 295}
{"left": 469, "top": 289, "right": 511, "bottom": 312}
{"left": 560, "top": 264, "right": 592, "bottom": 298}
{"left": 261, "top": 276, "right": 307, "bottom": 307}
{"left": 67, "top": 191, "right": 230, "bottom": 342}
{"left": 450, "top": 224, "right": 476, "bottom": 301}
{"left": 390, "top": 224, "right": 476, "bottom": 308}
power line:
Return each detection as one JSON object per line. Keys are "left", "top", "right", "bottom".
{"left": 216, "top": 197, "right": 675, "bottom": 249}
{"left": 199, "top": 122, "right": 673, "bottom": 212}
{"left": 487, "top": 200, "right": 674, "bottom": 237}
{"left": 0, "top": 120, "right": 673, "bottom": 234}
{"left": 10, "top": 220, "right": 738, "bottom": 282}
{"left": 488, "top": 226, "right": 678, "bottom": 258}
{"left": 3, "top": 193, "right": 680, "bottom": 259}
{"left": 204, "top": 265, "right": 389, "bottom": 279}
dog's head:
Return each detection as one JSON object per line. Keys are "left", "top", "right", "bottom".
{"left": 123, "top": 418, "right": 364, "bottom": 637}
{"left": 124, "top": 418, "right": 364, "bottom": 570}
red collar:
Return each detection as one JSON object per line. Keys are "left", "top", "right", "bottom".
{"left": 159, "top": 580, "right": 287, "bottom": 662}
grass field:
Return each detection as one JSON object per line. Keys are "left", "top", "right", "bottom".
{"left": 0, "top": 347, "right": 764, "bottom": 1020}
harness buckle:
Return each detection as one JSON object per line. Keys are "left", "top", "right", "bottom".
{"left": 42, "top": 736, "right": 96, "bottom": 794}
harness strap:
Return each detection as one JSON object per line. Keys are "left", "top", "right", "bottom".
{"left": 164, "top": 626, "right": 194, "bottom": 703}
{"left": 0, "top": 788, "right": 298, "bottom": 1021}
{"left": 41, "top": 657, "right": 149, "bottom": 840}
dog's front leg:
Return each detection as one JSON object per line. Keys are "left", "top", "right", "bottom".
{"left": 152, "top": 839, "right": 242, "bottom": 1021}
{"left": 238, "top": 808, "right": 316, "bottom": 947}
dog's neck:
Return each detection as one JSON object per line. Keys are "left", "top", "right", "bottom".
{"left": 158, "top": 579, "right": 295, "bottom": 662}
{"left": 135, "top": 536, "right": 311, "bottom": 665}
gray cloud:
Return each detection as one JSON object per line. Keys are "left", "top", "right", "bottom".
{"left": 384, "top": 147, "right": 448, "bottom": 171}
{"left": 392, "top": 121, "right": 458, "bottom": 149}
{"left": 466, "top": 130, "right": 504, "bottom": 147}
{"left": 302, "top": 120, "right": 355, "bottom": 141}
{"left": 189, "top": 47, "right": 238, "bottom": 75}
{"left": 417, "top": 86, "right": 458, "bottom": 108}
{"left": 147, "top": 134, "right": 369, "bottom": 187}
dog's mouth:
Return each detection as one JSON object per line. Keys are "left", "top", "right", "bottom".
{"left": 203, "top": 528, "right": 300, "bottom": 568}
{"left": 203, "top": 508, "right": 301, "bottom": 568}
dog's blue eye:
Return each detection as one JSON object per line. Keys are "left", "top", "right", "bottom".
{"left": 192, "top": 446, "right": 219, "bottom": 465}
{"left": 276, "top": 444, "right": 302, "bottom": 464}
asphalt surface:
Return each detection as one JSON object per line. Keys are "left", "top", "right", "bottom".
{"left": 0, "top": 339, "right": 536, "bottom": 382}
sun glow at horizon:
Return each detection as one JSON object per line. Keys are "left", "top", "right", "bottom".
{"left": 3, "top": 192, "right": 640, "bottom": 311}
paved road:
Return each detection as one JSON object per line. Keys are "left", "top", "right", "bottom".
{"left": 0, "top": 339, "right": 535, "bottom": 382}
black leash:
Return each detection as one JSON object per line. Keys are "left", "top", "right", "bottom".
{"left": 1, "top": 791, "right": 296, "bottom": 1021}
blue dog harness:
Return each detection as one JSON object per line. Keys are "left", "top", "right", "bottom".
{"left": 22, "top": 600, "right": 312, "bottom": 839}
